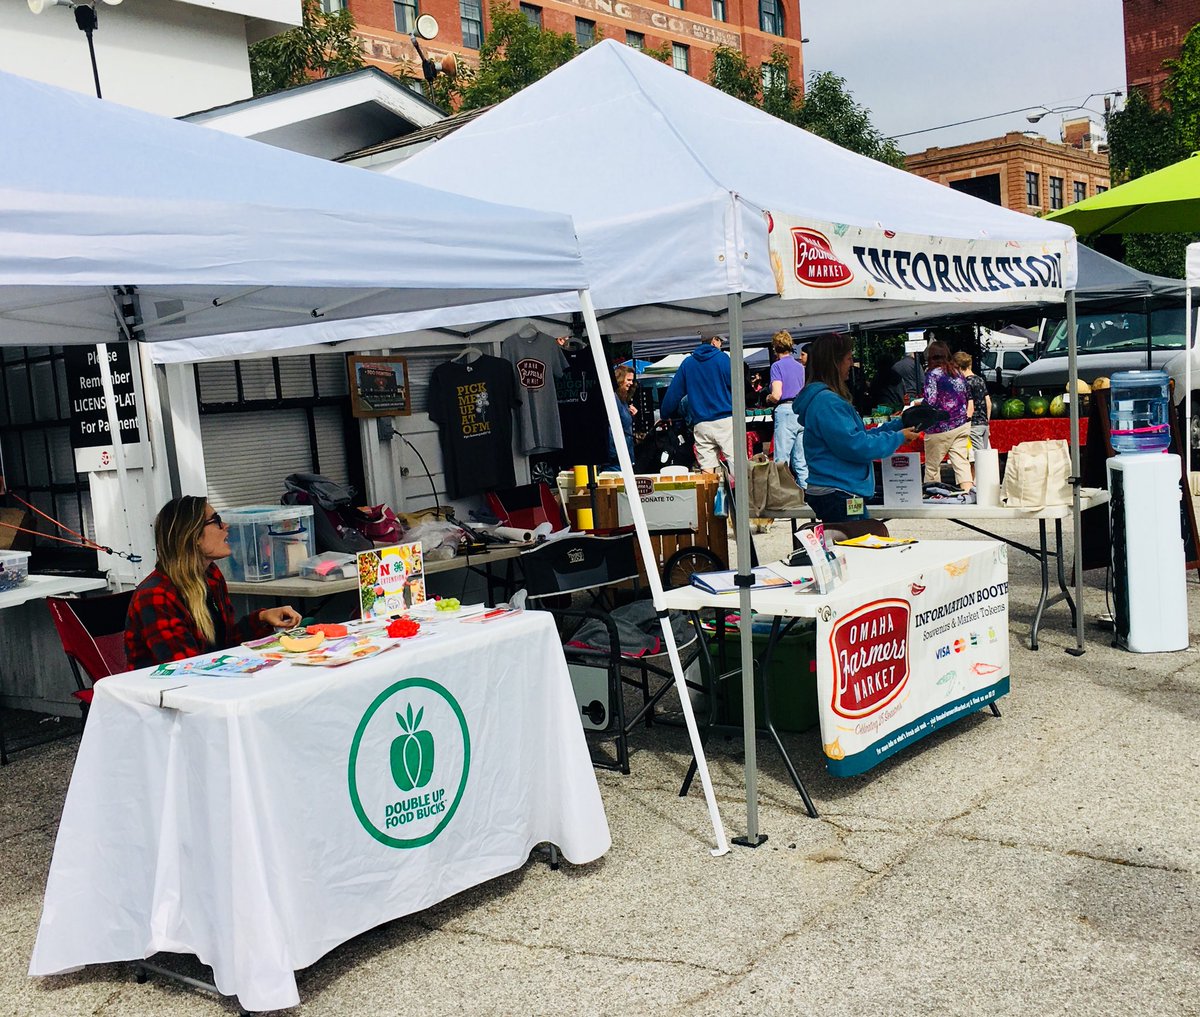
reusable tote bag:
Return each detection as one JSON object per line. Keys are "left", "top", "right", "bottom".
{"left": 1002, "top": 440, "right": 1072, "bottom": 508}
{"left": 747, "top": 454, "right": 806, "bottom": 515}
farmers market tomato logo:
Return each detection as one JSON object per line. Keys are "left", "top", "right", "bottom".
{"left": 790, "top": 228, "right": 854, "bottom": 288}
{"left": 828, "top": 598, "right": 910, "bottom": 719}
{"left": 348, "top": 678, "right": 470, "bottom": 849}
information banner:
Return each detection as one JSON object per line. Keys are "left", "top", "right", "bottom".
{"left": 882, "top": 453, "right": 924, "bottom": 506}
{"left": 357, "top": 542, "right": 426, "bottom": 620}
{"left": 815, "top": 543, "right": 1010, "bottom": 776}
{"left": 63, "top": 345, "right": 146, "bottom": 472}
{"left": 767, "top": 214, "right": 1073, "bottom": 304}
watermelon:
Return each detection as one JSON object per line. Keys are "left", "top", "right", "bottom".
{"left": 1003, "top": 397, "right": 1027, "bottom": 419}
{"left": 1049, "top": 395, "right": 1067, "bottom": 418}
{"left": 1027, "top": 396, "right": 1050, "bottom": 417}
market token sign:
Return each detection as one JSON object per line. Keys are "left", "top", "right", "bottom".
{"left": 348, "top": 678, "right": 470, "bottom": 849}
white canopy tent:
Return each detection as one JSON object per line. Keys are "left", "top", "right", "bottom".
{"left": 147, "top": 41, "right": 1080, "bottom": 842}
{"left": 0, "top": 70, "right": 732, "bottom": 853}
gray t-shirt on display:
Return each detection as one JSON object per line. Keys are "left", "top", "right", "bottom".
{"left": 502, "top": 332, "right": 570, "bottom": 454}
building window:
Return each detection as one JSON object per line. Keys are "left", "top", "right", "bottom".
{"left": 625, "top": 30, "right": 644, "bottom": 50}
{"left": 761, "top": 62, "right": 783, "bottom": 91}
{"left": 320, "top": 0, "right": 347, "bottom": 11}
{"left": 575, "top": 17, "right": 595, "bottom": 47}
{"left": 1049, "top": 176, "right": 1064, "bottom": 210}
{"left": 759, "top": 0, "right": 783, "bottom": 36}
{"left": 712, "top": 0, "right": 726, "bottom": 19}
{"left": 460, "top": 0, "right": 483, "bottom": 49}
{"left": 1026, "top": 171, "right": 1040, "bottom": 207}
{"left": 672, "top": 42, "right": 690, "bottom": 73}
{"left": 669, "top": 0, "right": 684, "bottom": 8}
{"left": 394, "top": 0, "right": 418, "bottom": 34}
{"left": 519, "top": 2, "right": 541, "bottom": 27}
{"left": 1096, "top": 184, "right": 1108, "bottom": 194}
{"left": 1074, "top": 181, "right": 1087, "bottom": 204}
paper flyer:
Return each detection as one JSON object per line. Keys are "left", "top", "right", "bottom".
{"left": 357, "top": 541, "right": 425, "bottom": 620}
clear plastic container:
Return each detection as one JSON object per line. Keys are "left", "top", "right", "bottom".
{"left": 0, "top": 549, "right": 30, "bottom": 592}
{"left": 218, "top": 506, "right": 315, "bottom": 583}
{"left": 1110, "top": 370, "right": 1171, "bottom": 454}
{"left": 299, "top": 552, "right": 356, "bottom": 582}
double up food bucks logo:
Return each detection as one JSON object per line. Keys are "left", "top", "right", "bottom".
{"left": 348, "top": 678, "right": 470, "bottom": 849}
{"left": 829, "top": 598, "right": 910, "bottom": 718}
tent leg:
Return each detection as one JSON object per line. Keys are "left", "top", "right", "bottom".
{"left": 1065, "top": 290, "right": 1086, "bottom": 656}
{"left": 577, "top": 289, "right": 729, "bottom": 857}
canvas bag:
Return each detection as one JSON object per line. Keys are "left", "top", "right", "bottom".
{"left": 746, "top": 453, "right": 806, "bottom": 515}
{"left": 1002, "top": 440, "right": 1072, "bottom": 507}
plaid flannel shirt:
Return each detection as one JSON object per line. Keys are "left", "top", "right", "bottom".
{"left": 124, "top": 564, "right": 273, "bottom": 670}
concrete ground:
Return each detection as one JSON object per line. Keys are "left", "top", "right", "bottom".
{"left": 2, "top": 514, "right": 1199, "bottom": 1016}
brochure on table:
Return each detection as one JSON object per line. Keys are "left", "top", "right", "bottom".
{"left": 815, "top": 543, "right": 1010, "bottom": 777}
{"left": 357, "top": 541, "right": 426, "bottom": 620}
{"left": 882, "top": 453, "right": 924, "bottom": 507}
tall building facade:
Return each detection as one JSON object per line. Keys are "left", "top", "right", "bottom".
{"left": 906, "top": 132, "right": 1110, "bottom": 216}
{"left": 342, "top": 0, "right": 804, "bottom": 90}
{"left": 1124, "top": 0, "right": 1200, "bottom": 103}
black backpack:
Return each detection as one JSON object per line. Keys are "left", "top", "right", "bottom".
{"left": 281, "top": 473, "right": 373, "bottom": 554}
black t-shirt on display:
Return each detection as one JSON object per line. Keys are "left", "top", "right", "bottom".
{"left": 554, "top": 346, "right": 611, "bottom": 465}
{"left": 427, "top": 355, "right": 520, "bottom": 499}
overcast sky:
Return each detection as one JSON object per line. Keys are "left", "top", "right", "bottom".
{"left": 799, "top": 0, "right": 1128, "bottom": 153}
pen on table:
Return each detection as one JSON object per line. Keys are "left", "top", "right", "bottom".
{"left": 898, "top": 545, "right": 914, "bottom": 553}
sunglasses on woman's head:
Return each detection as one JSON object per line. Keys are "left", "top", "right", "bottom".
{"left": 204, "top": 513, "right": 224, "bottom": 529}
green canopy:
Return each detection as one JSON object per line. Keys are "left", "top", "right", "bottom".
{"left": 1046, "top": 151, "right": 1200, "bottom": 236}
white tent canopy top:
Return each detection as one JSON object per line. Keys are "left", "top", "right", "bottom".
{"left": 148, "top": 40, "right": 1077, "bottom": 364}
{"left": 0, "top": 71, "right": 589, "bottom": 348}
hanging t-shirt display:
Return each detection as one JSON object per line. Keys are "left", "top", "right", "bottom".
{"left": 502, "top": 331, "right": 569, "bottom": 455}
{"left": 555, "top": 345, "right": 610, "bottom": 465}
{"left": 427, "top": 355, "right": 519, "bottom": 499}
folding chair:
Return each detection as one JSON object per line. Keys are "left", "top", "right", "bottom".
{"left": 519, "top": 532, "right": 706, "bottom": 774}
{"left": 46, "top": 591, "right": 134, "bottom": 723}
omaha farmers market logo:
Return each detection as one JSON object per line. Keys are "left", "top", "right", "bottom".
{"left": 348, "top": 678, "right": 470, "bottom": 849}
{"left": 829, "top": 598, "right": 910, "bottom": 718}
{"left": 790, "top": 227, "right": 854, "bottom": 288}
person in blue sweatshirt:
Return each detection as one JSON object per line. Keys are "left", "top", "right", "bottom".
{"left": 792, "top": 334, "right": 922, "bottom": 523}
{"left": 659, "top": 336, "right": 736, "bottom": 471}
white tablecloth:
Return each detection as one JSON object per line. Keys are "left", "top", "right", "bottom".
{"left": 30, "top": 611, "right": 610, "bottom": 1011}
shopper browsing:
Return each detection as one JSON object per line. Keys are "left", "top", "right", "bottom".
{"left": 125, "top": 496, "right": 301, "bottom": 669}
{"left": 764, "top": 330, "right": 808, "bottom": 487}
{"left": 659, "top": 335, "right": 736, "bottom": 472}
{"left": 953, "top": 351, "right": 991, "bottom": 454}
{"left": 922, "top": 341, "right": 973, "bottom": 491}
{"left": 603, "top": 364, "right": 638, "bottom": 470}
{"left": 793, "top": 334, "right": 921, "bottom": 523}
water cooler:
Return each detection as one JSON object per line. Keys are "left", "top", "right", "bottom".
{"left": 1107, "top": 371, "right": 1189, "bottom": 652}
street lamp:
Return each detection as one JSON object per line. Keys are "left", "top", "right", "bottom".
{"left": 1025, "top": 91, "right": 1122, "bottom": 124}
{"left": 27, "top": 0, "right": 123, "bottom": 100}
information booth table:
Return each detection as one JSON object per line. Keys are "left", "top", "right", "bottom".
{"left": 30, "top": 611, "right": 610, "bottom": 1012}
{"left": 662, "top": 540, "right": 1010, "bottom": 809}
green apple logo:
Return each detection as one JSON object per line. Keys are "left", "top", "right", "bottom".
{"left": 390, "top": 703, "right": 434, "bottom": 791}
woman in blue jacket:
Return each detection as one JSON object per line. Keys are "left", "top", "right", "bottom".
{"left": 793, "top": 334, "right": 921, "bottom": 523}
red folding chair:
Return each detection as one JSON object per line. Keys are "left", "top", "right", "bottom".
{"left": 46, "top": 592, "right": 133, "bottom": 723}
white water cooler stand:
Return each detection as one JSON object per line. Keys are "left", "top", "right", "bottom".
{"left": 1107, "top": 453, "right": 1189, "bottom": 652}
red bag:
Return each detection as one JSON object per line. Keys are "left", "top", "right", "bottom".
{"left": 359, "top": 505, "right": 404, "bottom": 544}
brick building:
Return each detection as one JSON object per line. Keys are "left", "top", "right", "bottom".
{"left": 905, "top": 132, "right": 1110, "bottom": 216}
{"left": 1124, "top": 0, "right": 1200, "bottom": 103}
{"left": 336, "top": 0, "right": 803, "bottom": 89}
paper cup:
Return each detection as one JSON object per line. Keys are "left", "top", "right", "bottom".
{"left": 576, "top": 507, "right": 594, "bottom": 531}
{"left": 573, "top": 464, "right": 590, "bottom": 488}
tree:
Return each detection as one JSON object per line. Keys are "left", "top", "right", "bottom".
{"left": 434, "top": 2, "right": 581, "bottom": 112}
{"left": 1104, "top": 23, "right": 1200, "bottom": 276}
{"left": 707, "top": 47, "right": 903, "bottom": 168}
{"left": 249, "top": 0, "right": 365, "bottom": 97}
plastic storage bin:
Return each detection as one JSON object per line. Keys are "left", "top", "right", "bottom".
{"left": 1110, "top": 370, "right": 1171, "bottom": 454}
{"left": 299, "top": 552, "right": 356, "bottom": 582}
{"left": 712, "top": 616, "right": 819, "bottom": 733}
{"left": 0, "top": 549, "right": 30, "bottom": 592}
{"left": 218, "top": 506, "right": 315, "bottom": 583}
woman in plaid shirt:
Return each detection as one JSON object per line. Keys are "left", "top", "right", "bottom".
{"left": 124, "top": 497, "right": 301, "bottom": 669}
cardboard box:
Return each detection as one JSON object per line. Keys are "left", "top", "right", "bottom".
{"left": 0, "top": 508, "right": 34, "bottom": 551}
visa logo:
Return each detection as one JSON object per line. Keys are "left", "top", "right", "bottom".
{"left": 935, "top": 645, "right": 951, "bottom": 660}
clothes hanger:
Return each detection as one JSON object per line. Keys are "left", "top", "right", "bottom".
{"left": 452, "top": 345, "right": 483, "bottom": 364}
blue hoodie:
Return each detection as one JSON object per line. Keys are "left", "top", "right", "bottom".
{"left": 659, "top": 343, "right": 733, "bottom": 423}
{"left": 792, "top": 382, "right": 906, "bottom": 496}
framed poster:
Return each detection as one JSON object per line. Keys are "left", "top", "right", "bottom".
{"left": 348, "top": 355, "right": 411, "bottom": 418}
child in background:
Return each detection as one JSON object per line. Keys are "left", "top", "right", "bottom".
{"left": 954, "top": 352, "right": 991, "bottom": 461}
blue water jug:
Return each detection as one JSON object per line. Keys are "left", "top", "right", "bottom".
{"left": 1109, "top": 370, "right": 1171, "bottom": 454}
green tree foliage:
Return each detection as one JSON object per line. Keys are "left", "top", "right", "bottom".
{"left": 1104, "top": 24, "right": 1200, "bottom": 276}
{"left": 707, "top": 46, "right": 903, "bottom": 168}
{"left": 249, "top": 0, "right": 365, "bottom": 96}
{"left": 435, "top": 2, "right": 581, "bottom": 112}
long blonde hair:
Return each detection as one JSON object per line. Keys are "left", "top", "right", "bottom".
{"left": 154, "top": 496, "right": 216, "bottom": 645}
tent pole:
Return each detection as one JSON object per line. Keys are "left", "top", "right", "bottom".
{"left": 727, "top": 292, "right": 764, "bottom": 847}
{"left": 577, "top": 289, "right": 730, "bottom": 857}
{"left": 1186, "top": 286, "right": 1193, "bottom": 483}
{"left": 1066, "top": 290, "right": 1085, "bottom": 656}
